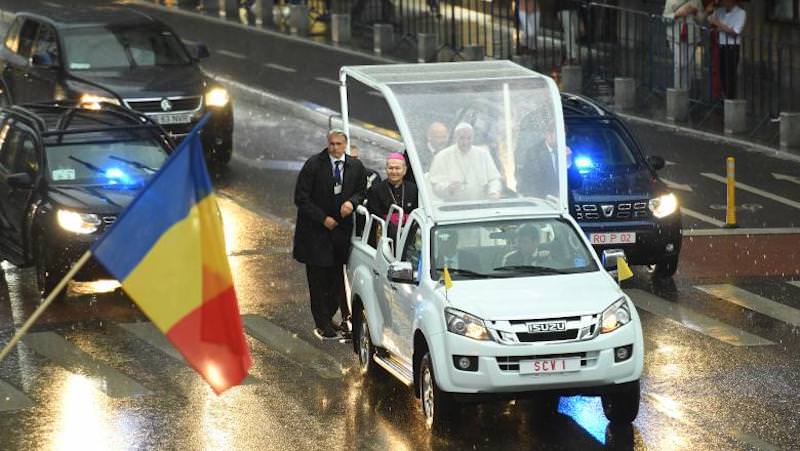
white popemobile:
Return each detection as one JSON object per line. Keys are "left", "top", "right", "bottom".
{"left": 341, "top": 61, "right": 644, "bottom": 430}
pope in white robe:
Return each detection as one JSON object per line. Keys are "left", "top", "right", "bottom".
{"left": 427, "top": 122, "right": 502, "bottom": 202}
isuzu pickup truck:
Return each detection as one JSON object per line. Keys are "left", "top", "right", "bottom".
{"left": 339, "top": 62, "right": 644, "bottom": 431}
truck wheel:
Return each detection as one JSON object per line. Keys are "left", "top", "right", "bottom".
{"left": 356, "top": 309, "right": 378, "bottom": 376}
{"left": 35, "top": 239, "right": 65, "bottom": 302}
{"left": 419, "top": 352, "right": 455, "bottom": 431}
{"left": 601, "top": 380, "right": 640, "bottom": 423}
{"left": 647, "top": 255, "right": 679, "bottom": 279}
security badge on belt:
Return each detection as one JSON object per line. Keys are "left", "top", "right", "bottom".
{"left": 334, "top": 183, "right": 342, "bottom": 195}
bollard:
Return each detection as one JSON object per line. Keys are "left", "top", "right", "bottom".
{"left": 666, "top": 88, "right": 689, "bottom": 122}
{"left": 462, "top": 45, "right": 484, "bottom": 61}
{"left": 780, "top": 112, "right": 800, "bottom": 151}
{"left": 725, "top": 156, "right": 737, "bottom": 228}
{"left": 331, "top": 14, "right": 351, "bottom": 44}
{"left": 417, "top": 33, "right": 437, "bottom": 63}
{"left": 288, "top": 4, "right": 309, "bottom": 36}
{"left": 560, "top": 65, "right": 582, "bottom": 94}
{"left": 374, "top": 23, "right": 394, "bottom": 54}
{"left": 724, "top": 99, "right": 747, "bottom": 134}
{"left": 614, "top": 77, "right": 636, "bottom": 110}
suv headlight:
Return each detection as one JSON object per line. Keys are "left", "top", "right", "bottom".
{"left": 79, "top": 93, "right": 120, "bottom": 109}
{"left": 57, "top": 209, "right": 101, "bottom": 234}
{"left": 445, "top": 308, "right": 492, "bottom": 341}
{"left": 649, "top": 193, "right": 678, "bottom": 218}
{"left": 600, "top": 297, "right": 632, "bottom": 334}
{"left": 205, "top": 87, "right": 230, "bottom": 107}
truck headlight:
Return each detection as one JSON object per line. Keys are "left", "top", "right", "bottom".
{"left": 600, "top": 297, "right": 631, "bottom": 334}
{"left": 445, "top": 308, "right": 491, "bottom": 341}
{"left": 205, "top": 87, "right": 230, "bottom": 107}
{"left": 57, "top": 209, "right": 101, "bottom": 234}
{"left": 649, "top": 193, "right": 678, "bottom": 218}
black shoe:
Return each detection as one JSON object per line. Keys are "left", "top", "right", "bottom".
{"left": 339, "top": 320, "right": 351, "bottom": 334}
{"left": 314, "top": 326, "right": 339, "bottom": 340}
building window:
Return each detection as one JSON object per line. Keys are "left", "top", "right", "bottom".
{"left": 769, "top": 0, "right": 799, "bottom": 23}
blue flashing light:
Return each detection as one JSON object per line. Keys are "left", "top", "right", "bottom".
{"left": 104, "top": 167, "right": 131, "bottom": 185}
{"left": 558, "top": 396, "right": 609, "bottom": 444}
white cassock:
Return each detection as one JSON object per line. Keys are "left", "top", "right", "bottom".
{"left": 427, "top": 144, "right": 502, "bottom": 202}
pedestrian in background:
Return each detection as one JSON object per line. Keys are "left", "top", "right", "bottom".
{"left": 663, "top": 0, "right": 707, "bottom": 91}
{"left": 517, "top": 0, "right": 540, "bottom": 53}
{"left": 557, "top": 1, "right": 580, "bottom": 64}
{"left": 293, "top": 130, "right": 367, "bottom": 340}
{"left": 708, "top": 0, "right": 746, "bottom": 99}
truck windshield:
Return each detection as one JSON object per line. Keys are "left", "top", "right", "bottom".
{"left": 45, "top": 139, "right": 168, "bottom": 187}
{"left": 62, "top": 25, "right": 191, "bottom": 71}
{"left": 566, "top": 122, "right": 641, "bottom": 174}
{"left": 432, "top": 218, "right": 597, "bottom": 280}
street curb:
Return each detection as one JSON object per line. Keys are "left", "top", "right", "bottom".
{"left": 128, "top": 0, "right": 406, "bottom": 64}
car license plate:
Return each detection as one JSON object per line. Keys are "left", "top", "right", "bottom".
{"left": 519, "top": 358, "right": 581, "bottom": 375}
{"left": 589, "top": 232, "right": 636, "bottom": 245}
{"left": 154, "top": 113, "right": 192, "bottom": 125}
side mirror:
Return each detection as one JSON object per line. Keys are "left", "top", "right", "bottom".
{"left": 388, "top": 261, "right": 415, "bottom": 283}
{"left": 6, "top": 172, "right": 33, "bottom": 189}
{"left": 192, "top": 43, "right": 210, "bottom": 60}
{"left": 602, "top": 248, "right": 626, "bottom": 271}
{"left": 647, "top": 155, "right": 665, "bottom": 171}
{"left": 31, "top": 52, "right": 56, "bottom": 68}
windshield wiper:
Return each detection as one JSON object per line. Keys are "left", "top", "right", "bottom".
{"left": 109, "top": 155, "right": 157, "bottom": 173}
{"left": 493, "top": 265, "right": 568, "bottom": 275}
{"left": 435, "top": 267, "right": 491, "bottom": 279}
{"left": 68, "top": 155, "right": 104, "bottom": 174}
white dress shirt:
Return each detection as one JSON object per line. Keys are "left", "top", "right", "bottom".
{"left": 713, "top": 6, "right": 746, "bottom": 46}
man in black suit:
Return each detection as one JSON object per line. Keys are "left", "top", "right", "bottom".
{"left": 293, "top": 130, "right": 367, "bottom": 340}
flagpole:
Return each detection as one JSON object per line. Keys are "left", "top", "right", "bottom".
{"left": 0, "top": 251, "right": 93, "bottom": 363}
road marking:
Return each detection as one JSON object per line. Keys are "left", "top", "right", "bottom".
{"left": 788, "top": 281, "right": 800, "bottom": 289}
{"left": 772, "top": 172, "right": 800, "bottom": 185}
{"left": 695, "top": 284, "right": 800, "bottom": 327}
{"left": 119, "top": 322, "right": 259, "bottom": 385}
{"left": 22, "top": 332, "right": 150, "bottom": 398}
{"left": 661, "top": 177, "right": 693, "bottom": 192}
{"left": 625, "top": 289, "right": 774, "bottom": 346}
{"left": 314, "top": 76, "right": 340, "bottom": 87}
{"left": 683, "top": 227, "right": 800, "bottom": 236}
{"left": 242, "top": 315, "right": 345, "bottom": 379}
{"left": 216, "top": 49, "right": 247, "bottom": 59}
{"left": 41, "top": 1, "right": 63, "bottom": 7}
{"left": 701, "top": 173, "right": 800, "bottom": 210}
{"left": 680, "top": 207, "right": 725, "bottom": 227}
{"left": 0, "top": 379, "right": 33, "bottom": 412}
{"left": 665, "top": 160, "right": 677, "bottom": 166}
{"left": 263, "top": 62, "right": 297, "bottom": 73}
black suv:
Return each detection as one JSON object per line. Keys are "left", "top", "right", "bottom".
{"left": 0, "top": 102, "right": 172, "bottom": 299}
{"left": 561, "top": 94, "right": 682, "bottom": 278}
{"left": 0, "top": 6, "right": 233, "bottom": 165}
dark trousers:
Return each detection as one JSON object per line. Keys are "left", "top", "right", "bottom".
{"left": 305, "top": 264, "right": 350, "bottom": 329}
{"left": 720, "top": 45, "right": 740, "bottom": 99}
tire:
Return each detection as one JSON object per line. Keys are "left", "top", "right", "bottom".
{"left": 601, "top": 380, "right": 640, "bottom": 423}
{"left": 355, "top": 309, "right": 379, "bottom": 377}
{"left": 35, "top": 238, "right": 66, "bottom": 302}
{"left": 419, "top": 352, "right": 455, "bottom": 432}
{"left": 647, "top": 254, "right": 679, "bottom": 279}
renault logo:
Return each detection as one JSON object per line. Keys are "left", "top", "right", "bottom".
{"left": 602, "top": 205, "right": 615, "bottom": 217}
{"left": 160, "top": 98, "right": 173, "bottom": 112}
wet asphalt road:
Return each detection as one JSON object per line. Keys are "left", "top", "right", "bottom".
{"left": 1, "top": 2, "right": 800, "bottom": 450}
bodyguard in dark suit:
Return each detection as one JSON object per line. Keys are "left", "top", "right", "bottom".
{"left": 293, "top": 130, "right": 367, "bottom": 339}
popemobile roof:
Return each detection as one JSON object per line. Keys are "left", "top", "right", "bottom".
{"left": 340, "top": 61, "right": 569, "bottom": 222}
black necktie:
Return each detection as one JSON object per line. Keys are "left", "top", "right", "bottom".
{"left": 334, "top": 160, "right": 342, "bottom": 186}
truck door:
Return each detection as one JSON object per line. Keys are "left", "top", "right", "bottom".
{"left": 391, "top": 220, "right": 423, "bottom": 361}
{"left": 374, "top": 233, "right": 402, "bottom": 356}
{"left": 4, "top": 19, "right": 40, "bottom": 104}
{"left": 27, "top": 24, "right": 61, "bottom": 103}
{"left": 0, "top": 123, "right": 38, "bottom": 264}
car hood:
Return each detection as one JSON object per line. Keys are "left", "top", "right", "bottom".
{"left": 573, "top": 169, "right": 660, "bottom": 198}
{"left": 47, "top": 184, "right": 138, "bottom": 214}
{"left": 445, "top": 271, "right": 623, "bottom": 320}
{"left": 70, "top": 65, "right": 207, "bottom": 99}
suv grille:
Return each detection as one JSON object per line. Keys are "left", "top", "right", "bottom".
{"left": 573, "top": 201, "right": 649, "bottom": 221}
{"left": 492, "top": 315, "right": 599, "bottom": 344}
{"left": 124, "top": 96, "right": 202, "bottom": 113}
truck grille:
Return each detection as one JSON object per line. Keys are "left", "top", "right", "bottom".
{"left": 492, "top": 315, "right": 599, "bottom": 344}
{"left": 573, "top": 201, "right": 649, "bottom": 221}
{"left": 124, "top": 96, "right": 202, "bottom": 113}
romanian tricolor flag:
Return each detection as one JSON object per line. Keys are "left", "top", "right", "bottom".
{"left": 91, "top": 115, "right": 251, "bottom": 395}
